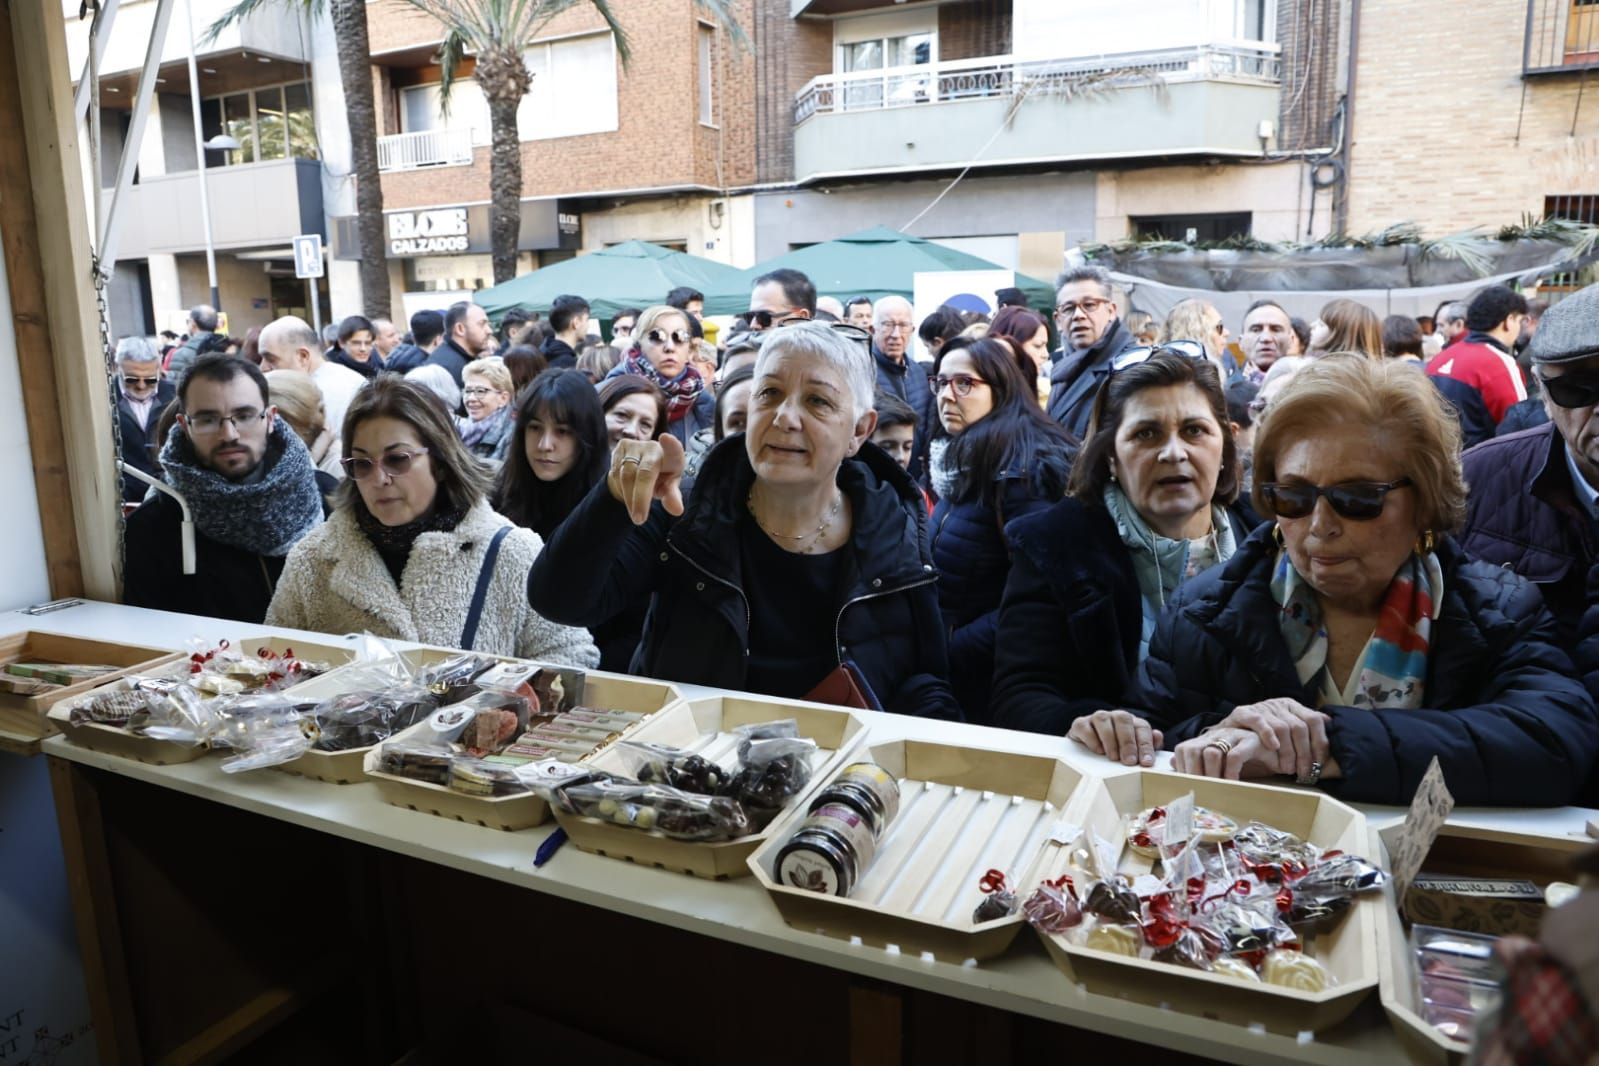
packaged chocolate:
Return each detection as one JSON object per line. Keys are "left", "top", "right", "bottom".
{"left": 1405, "top": 875, "right": 1546, "bottom": 938}
{"left": 449, "top": 757, "right": 529, "bottom": 797}
{"left": 775, "top": 802, "right": 880, "bottom": 896}
{"left": 810, "top": 762, "right": 900, "bottom": 834}
{"left": 556, "top": 778, "right": 750, "bottom": 842}
{"left": 378, "top": 742, "right": 454, "bottom": 785}
{"left": 618, "top": 741, "right": 729, "bottom": 794}
{"left": 310, "top": 688, "right": 438, "bottom": 752}
{"left": 417, "top": 652, "right": 499, "bottom": 702}
{"left": 5, "top": 662, "right": 118, "bottom": 686}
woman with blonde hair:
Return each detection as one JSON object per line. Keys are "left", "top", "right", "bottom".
{"left": 459, "top": 355, "right": 515, "bottom": 461}
{"left": 265, "top": 369, "right": 343, "bottom": 479}
{"left": 1158, "top": 298, "right": 1228, "bottom": 372}
{"left": 600, "top": 304, "right": 714, "bottom": 446}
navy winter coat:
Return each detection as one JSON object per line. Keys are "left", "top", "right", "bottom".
{"left": 117, "top": 380, "right": 176, "bottom": 504}
{"left": 1046, "top": 319, "right": 1140, "bottom": 439}
{"left": 1565, "top": 561, "right": 1599, "bottom": 806}
{"left": 1132, "top": 526, "right": 1599, "bottom": 807}
{"left": 930, "top": 475, "right": 1056, "bottom": 722}
{"left": 1460, "top": 423, "right": 1596, "bottom": 648}
{"left": 991, "top": 497, "right": 1254, "bottom": 736}
{"left": 873, "top": 347, "right": 935, "bottom": 478}
{"left": 527, "top": 438, "right": 962, "bottom": 720}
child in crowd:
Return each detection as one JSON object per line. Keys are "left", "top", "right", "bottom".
{"left": 872, "top": 391, "right": 933, "bottom": 515}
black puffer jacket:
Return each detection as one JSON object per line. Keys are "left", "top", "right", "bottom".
{"left": 1132, "top": 526, "right": 1599, "bottom": 807}
{"left": 527, "top": 438, "right": 962, "bottom": 719}
{"left": 990, "top": 497, "right": 1255, "bottom": 735}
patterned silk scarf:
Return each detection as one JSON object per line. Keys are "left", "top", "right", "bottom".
{"left": 622, "top": 348, "right": 705, "bottom": 423}
{"left": 1270, "top": 548, "right": 1445, "bottom": 710}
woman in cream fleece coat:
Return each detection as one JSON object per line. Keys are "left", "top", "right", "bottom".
{"left": 267, "top": 375, "right": 598, "bottom": 667}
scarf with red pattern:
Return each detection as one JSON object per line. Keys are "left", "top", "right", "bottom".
{"left": 623, "top": 348, "right": 704, "bottom": 423}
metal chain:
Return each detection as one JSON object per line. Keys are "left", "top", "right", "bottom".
{"left": 93, "top": 254, "right": 128, "bottom": 591}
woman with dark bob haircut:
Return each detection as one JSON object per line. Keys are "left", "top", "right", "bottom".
{"left": 990, "top": 347, "right": 1255, "bottom": 756}
{"left": 927, "top": 337, "right": 1074, "bottom": 720}
{"left": 267, "top": 375, "right": 598, "bottom": 663}
{"left": 598, "top": 374, "right": 669, "bottom": 448}
{"left": 1133, "top": 355, "right": 1598, "bottom": 806}
{"left": 493, "top": 369, "right": 609, "bottom": 541}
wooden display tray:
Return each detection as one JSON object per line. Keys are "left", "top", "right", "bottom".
{"left": 1032, "top": 771, "right": 1379, "bottom": 1035}
{"left": 362, "top": 667, "right": 680, "bottom": 832}
{"left": 0, "top": 631, "right": 182, "bottom": 755}
{"left": 45, "top": 635, "right": 358, "bottom": 767}
{"left": 553, "top": 694, "right": 869, "bottom": 880}
{"left": 1375, "top": 823, "right": 1588, "bottom": 1064}
{"left": 748, "top": 739, "right": 1083, "bottom": 961}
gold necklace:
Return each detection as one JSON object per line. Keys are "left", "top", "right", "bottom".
{"left": 747, "top": 489, "right": 842, "bottom": 550}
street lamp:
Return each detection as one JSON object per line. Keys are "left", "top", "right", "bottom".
{"left": 184, "top": 0, "right": 222, "bottom": 309}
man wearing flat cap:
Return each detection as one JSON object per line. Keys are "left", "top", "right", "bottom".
{"left": 1458, "top": 283, "right": 1599, "bottom": 647}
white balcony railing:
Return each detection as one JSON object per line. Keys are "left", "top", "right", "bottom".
{"left": 377, "top": 127, "right": 477, "bottom": 173}
{"left": 794, "top": 43, "right": 1283, "bottom": 124}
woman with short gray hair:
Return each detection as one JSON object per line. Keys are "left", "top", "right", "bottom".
{"left": 530, "top": 321, "right": 961, "bottom": 719}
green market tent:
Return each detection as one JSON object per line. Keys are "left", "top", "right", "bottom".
{"left": 474, "top": 240, "right": 746, "bottom": 324}
{"left": 700, "top": 226, "right": 1057, "bottom": 316}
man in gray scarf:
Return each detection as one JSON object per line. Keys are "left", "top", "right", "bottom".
{"left": 123, "top": 354, "right": 332, "bottom": 623}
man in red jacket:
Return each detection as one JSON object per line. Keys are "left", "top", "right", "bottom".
{"left": 1427, "top": 285, "right": 1529, "bottom": 425}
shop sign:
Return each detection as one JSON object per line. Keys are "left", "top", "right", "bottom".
{"left": 388, "top": 209, "right": 471, "bottom": 256}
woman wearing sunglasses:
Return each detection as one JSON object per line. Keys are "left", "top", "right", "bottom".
{"left": 926, "top": 338, "right": 1074, "bottom": 721}
{"left": 992, "top": 349, "right": 1253, "bottom": 754}
{"left": 267, "top": 375, "right": 600, "bottom": 665}
{"left": 1136, "top": 355, "right": 1597, "bottom": 806}
{"left": 530, "top": 323, "right": 962, "bottom": 720}
{"left": 601, "top": 304, "right": 714, "bottom": 448}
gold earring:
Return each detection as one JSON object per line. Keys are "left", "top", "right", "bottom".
{"left": 1272, "top": 524, "right": 1285, "bottom": 547}
{"left": 1415, "top": 529, "right": 1436, "bottom": 555}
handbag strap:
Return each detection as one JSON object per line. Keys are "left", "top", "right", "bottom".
{"left": 460, "top": 525, "right": 512, "bottom": 650}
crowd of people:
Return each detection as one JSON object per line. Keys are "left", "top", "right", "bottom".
{"left": 114, "top": 263, "right": 1599, "bottom": 808}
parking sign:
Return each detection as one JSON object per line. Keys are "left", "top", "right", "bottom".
{"left": 293, "top": 234, "right": 324, "bottom": 279}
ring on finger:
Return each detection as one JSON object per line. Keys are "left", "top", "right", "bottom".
{"left": 620, "top": 455, "right": 643, "bottom": 466}
{"left": 1206, "top": 738, "right": 1233, "bottom": 755}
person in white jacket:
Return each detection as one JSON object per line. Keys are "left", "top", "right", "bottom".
{"left": 267, "top": 374, "right": 599, "bottom": 666}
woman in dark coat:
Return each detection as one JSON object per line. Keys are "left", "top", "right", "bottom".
{"left": 529, "top": 323, "right": 961, "bottom": 719}
{"left": 927, "top": 338, "right": 1073, "bottom": 721}
{"left": 1136, "top": 355, "right": 1598, "bottom": 807}
{"left": 990, "top": 345, "right": 1252, "bottom": 759}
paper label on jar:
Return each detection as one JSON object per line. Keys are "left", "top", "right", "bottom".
{"left": 837, "top": 763, "right": 900, "bottom": 823}
{"left": 779, "top": 849, "right": 842, "bottom": 896}
{"left": 807, "top": 803, "right": 878, "bottom": 869}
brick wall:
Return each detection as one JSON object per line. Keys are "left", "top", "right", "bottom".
{"left": 1275, "top": 0, "right": 1341, "bottom": 152}
{"left": 1350, "top": 0, "right": 1599, "bottom": 233}
{"left": 754, "top": 0, "right": 831, "bottom": 183}
{"left": 366, "top": 0, "right": 755, "bottom": 209}
{"left": 939, "top": 0, "right": 1012, "bottom": 62}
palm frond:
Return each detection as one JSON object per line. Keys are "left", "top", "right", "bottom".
{"left": 436, "top": 30, "right": 468, "bottom": 113}
{"left": 1419, "top": 232, "right": 1495, "bottom": 277}
{"left": 205, "top": 0, "right": 322, "bottom": 45}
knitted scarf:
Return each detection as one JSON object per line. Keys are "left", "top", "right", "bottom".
{"left": 1271, "top": 548, "right": 1444, "bottom": 710}
{"left": 159, "top": 417, "right": 323, "bottom": 557}
{"left": 623, "top": 347, "right": 704, "bottom": 423}
{"left": 355, "top": 491, "right": 468, "bottom": 585}
{"left": 1103, "top": 484, "right": 1237, "bottom": 659}
{"left": 458, "top": 405, "right": 513, "bottom": 457}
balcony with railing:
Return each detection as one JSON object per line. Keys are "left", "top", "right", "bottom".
{"left": 791, "top": 43, "right": 1283, "bottom": 183}
{"left": 1525, "top": 0, "right": 1599, "bottom": 75}
{"left": 377, "top": 127, "right": 478, "bottom": 172}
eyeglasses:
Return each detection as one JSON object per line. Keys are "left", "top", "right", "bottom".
{"left": 340, "top": 448, "right": 430, "bottom": 481}
{"left": 184, "top": 407, "right": 266, "bottom": 435}
{"left": 747, "top": 309, "right": 800, "bottom": 330}
{"left": 1055, "top": 297, "right": 1111, "bottom": 318}
{"left": 878, "top": 321, "right": 914, "bottom": 335}
{"left": 1109, "top": 340, "right": 1210, "bottom": 372}
{"left": 123, "top": 376, "right": 160, "bottom": 387}
{"left": 1538, "top": 371, "right": 1599, "bottom": 409}
{"left": 931, "top": 374, "right": 988, "bottom": 398}
{"left": 646, "top": 328, "right": 692, "bottom": 347}
{"left": 1260, "top": 478, "right": 1413, "bottom": 521}
{"left": 462, "top": 386, "right": 501, "bottom": 398}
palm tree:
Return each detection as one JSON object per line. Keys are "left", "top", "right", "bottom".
{"left": 408, "top": 0, "right": 746, "bottom": 284}
{"left": 207, "top": 0, "right": 391, "bottom": 320}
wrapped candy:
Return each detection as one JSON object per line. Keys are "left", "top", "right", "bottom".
{"left": 555, "top": 778, "right": 750, "bottom": 841}
{"left": 1233, "top": 821, "right": 1321, "bottom": 882}
{"left": 618, "top": 741, "right": 729, "bottom": 794}
{"left": 1192, "top": 899, "right": 1296, "bottom": 959}
{"left": 1022, "top": 878, "right": 1083, "bottom": 933}
{"left": 310, "top": 688, "right": 438, "bottom": 752}
{"left": 417, "top": 652, "right": 499, "bottom": 703}
{"left": 1083, "top": 876, "right": 1143, "bottom": 924}
{"left": 973, "top": 869, "right": 1018, "bottom": 924}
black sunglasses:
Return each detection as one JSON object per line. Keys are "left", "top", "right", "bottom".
{"left": 1538, "top": 371, "right": 1599, "bottom": 409}
{"left": 123, "top": 376, "right": 160, "bottom": 386}
{"left": 1261, "top": 478, "right": 1413, "bottom": 521}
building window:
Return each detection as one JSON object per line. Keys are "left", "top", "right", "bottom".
{"left": 836, "top": 31, "right": 937, "bottom": 109}
{"left": 201, "top": 81, "right": 316, "bottom": 168}
{"left": 1131, "top": 212, "right": 1253, "bottom": 243}
{"left": 401, "top": 81, "right": 491, "bottom": 145}
{"left": 698, "top": 23, "right": 715, "bottom": 126}
{"left": 1240, "top": 0, "right": 1272, "bottom": 41}
{"left": 1526, "top": 0, "right": 1599, "bottom": 73}
{"left": 519, "top": 32, "right": 620, "bottom": 141}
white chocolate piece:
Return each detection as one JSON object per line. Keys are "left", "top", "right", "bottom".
{"left": 1126, "top": 805, "right": 1239, "bottom": 857}
{"left": 1261, "top": 949, "right": 1329, "bottom": 992}
{"left": 1211, "top": 957, "right": 1261, "bottom": 982}
{"left": 1085, "top": 923, "right": 1142, "bottom": 957}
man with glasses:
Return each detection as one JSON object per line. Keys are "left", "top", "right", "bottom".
{"left": 115, "top": 336, "right": 175, "bottom": 504}
{"left": 1459, "top": 284, "right": 1599, "bottom": 648}
{"left": 747, "top": 268, "right": 815, "bottom": 330}
{"left": 123, "top": 354, "right": 332, "bottom": 624}
{"left": 1046, "top": 265, "right": 1140, "bottom": 437}
{"left": 871, "top": 295, "right": 935, "bottom": 478}
{"left": 257, "top": 315, "right": 365, "bottom": 447}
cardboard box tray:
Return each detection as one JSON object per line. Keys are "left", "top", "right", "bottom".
{"left": 0, "top": 631, "right": 184, "bottom": 752}
{"left": 748, "top": 738, "right": 1085, "bottom": 961}
{"left": 1032, "top": 770, "right": 1380, "bottom": 1035}
{"left": 553, "top": 694, "right": 869, "bottom": 880}
{"left": 362, "top": 666, "right": 682, "bottom": 832}
{"left": 1375, "top": 823, "right": 1588, "bottom": 1064}
{"left": 47, "top": 677, "right": 209, "bottom": 766}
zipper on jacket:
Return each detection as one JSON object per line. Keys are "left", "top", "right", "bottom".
{"left": 834, "top": 573, "right": 936, "bottom": 665}
{"left": 668, "top": 540, "right": 752, "bottom": 649}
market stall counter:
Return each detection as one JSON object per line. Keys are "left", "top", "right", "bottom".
{"left": 10, "top": 602, "right": 1595, "bottom": 1065}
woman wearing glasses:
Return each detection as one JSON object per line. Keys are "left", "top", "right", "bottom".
{"left": 601, "top": 305, "right": 714, "bottom": 448}
{"left": 266, "top": 375, "right": 599, "bottom": 665}
{"left": 529, "top": 323, "right": 961, "bottom": 719}
{"left": 1138, "top": 355, "right": 1597, "bottom": 805}
{"left": 457, "top": 356, "right": 516, "bottom": 461}
{"left": 991, "top": 348, "right": 1252, "bottom": 751}
{"left": 926, "top": 338, "right": 1074, "bottom": 721}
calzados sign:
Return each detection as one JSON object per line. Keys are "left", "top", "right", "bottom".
{"left": 388, "top": 209, "right": 470, "bottom": 256}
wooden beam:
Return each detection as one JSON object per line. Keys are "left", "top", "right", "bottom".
{"left": 6, "top": 0, "right": 121, "bottom": 601}
{"left": 0, "top": 0, "right": 85, "bottom": 598}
